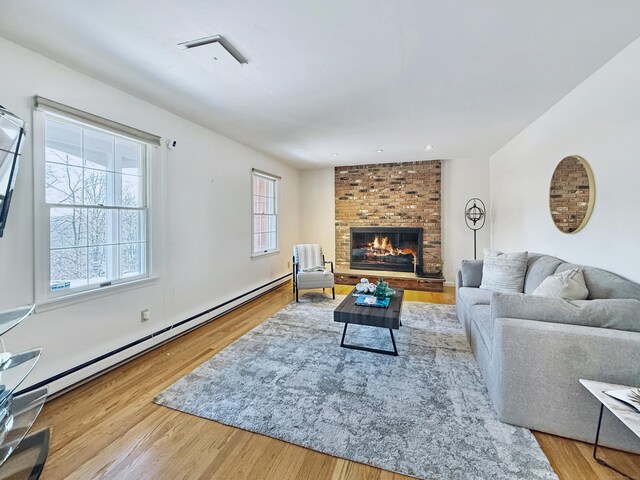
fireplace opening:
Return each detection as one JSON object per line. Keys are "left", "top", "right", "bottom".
{"left": 350, "top": 227, "right": 423, "bottom": 274}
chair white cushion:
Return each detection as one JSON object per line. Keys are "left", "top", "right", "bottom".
{"left": 296, "top": 271, "right": 335, "bottom": 289}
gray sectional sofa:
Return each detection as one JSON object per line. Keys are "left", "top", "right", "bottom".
{"left": 455, "top": 253, "right": 640, "bottom": 453}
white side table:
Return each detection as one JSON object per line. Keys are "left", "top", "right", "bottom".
{"left": 580, "top": 379, "right": 640, "bottom": 480}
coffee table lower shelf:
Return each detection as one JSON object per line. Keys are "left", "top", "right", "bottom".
{"left": 339, "top": 323, "right": 398, "bottom": 356}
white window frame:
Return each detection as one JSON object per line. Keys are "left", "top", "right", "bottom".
{"left": 251, "top": 168, "right": 280, "bottom": 257}
{"left": 33, "top": 98, "right": 162, "bottom": 310}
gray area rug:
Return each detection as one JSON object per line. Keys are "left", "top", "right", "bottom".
{"left": 155, "top": 294, "right": 557, "bottom": 479}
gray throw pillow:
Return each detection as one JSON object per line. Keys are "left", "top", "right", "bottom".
{"left": 479, "top": 249, "right": 528, "bottom": 293}
{"left": 532, "top": 268, "right": 589, "bottom": 300}
{"left": 461, "top": 259, "right": 483, "bottom": 287}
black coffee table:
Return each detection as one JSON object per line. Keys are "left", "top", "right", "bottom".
{"left": 333, "top": 288, "right": 404, "bottom": 356}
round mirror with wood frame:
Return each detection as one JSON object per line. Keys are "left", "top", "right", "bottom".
{"left": 549, "top": 155, "right": 595, "bottom": 234}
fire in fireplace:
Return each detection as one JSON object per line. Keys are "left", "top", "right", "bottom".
{"left": 350, "top": 227, "right": 423, "bottom": 274}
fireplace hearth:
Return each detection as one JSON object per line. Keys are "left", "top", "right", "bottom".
{"left": 350, "top": 227, "right": 423, "bottom": 274}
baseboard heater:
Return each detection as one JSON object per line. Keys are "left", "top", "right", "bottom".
{"left": 17, "top": 273, "right": 292, "bottom": 397}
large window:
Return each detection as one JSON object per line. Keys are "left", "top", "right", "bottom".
{"left": 252, "top": 169, "right": 279, "bottom": 255}
{"left": 34, "top": 99, "right": 159, "bottom": 303}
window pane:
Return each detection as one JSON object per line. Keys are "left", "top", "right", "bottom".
{"left": 253, "top": 214, "right": 262, "bottom": 234}
{"left": 260, "top": 215, "right": 269, "bottom": 233}
{"left": 88, "top": 245, "right": 108, "bottom": 284}
{"left": 253, "top": 233, "right": 263, "bottom": 252}
{"left": 87, "top": 208, "right": 111, "bottom": 246}
{"left": 46, "top": 162, "right": 84, "bottom": 204}
{"left": 115, "top": 138, "right": 142, "bottom": 175}
{"left": 45, "top": 120, "right": 82, "bottom": 165}
{"left": 83, "top": 168, "right": 110, "bottom": 206}
{"left": 260, "top": 232, "right": 269, "bottom": 251}
{"left": 266, "top": 195, "right": 275, "bottom": 214}
{"left": 268, "top": 215, "right": 277, "bottom": 232}
{"left": 254, "top": 196, "right": 267, "bottom": 214}
{"left": 118, "top": 173, "right": 143, "bottom": 207}
{"left": 120, "top": 210, "right": 145, "bottom": 243}
{"left": 267, "top": 179, "right": 275, "bottom": 198}
{"left": 84, "top": 129, "right": 114, "bottom": 171}
{"left": 120, "top": 243, "right": 145, "bottom": 277}
{"left": 50, "top": 247, "right": 88, "bottom": 289}
{"left": 268, "top": 232, "right": 277, "bottom": 250}
{"left": 257, "top": 176, "right": 267, "bottom": 196}
{"left": 46, "top": 146, "right": 83, "bottom": 168}
{"left": 50, "top": 208, "right": 87, "bottom": 249}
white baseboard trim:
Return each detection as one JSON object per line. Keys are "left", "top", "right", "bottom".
{"left": 22, "top": 274, "right": 292, "bottom": 398}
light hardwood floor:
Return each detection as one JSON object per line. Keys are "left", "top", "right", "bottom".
{"left": 32, "top": 283, "right": 639, "bottom": 479}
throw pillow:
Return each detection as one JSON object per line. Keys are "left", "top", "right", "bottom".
{"left": 532, "top": 268, "right": 589, "bottom": 300}
{"left": 461, "top": 259, "right": 483, "bottom": 287}
{"left": 479, "top": 249, "right": 528, "bottom": 293}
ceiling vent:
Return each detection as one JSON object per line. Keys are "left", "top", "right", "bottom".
{"left": 178, "top": 35, "right": 248, "bottom": 65}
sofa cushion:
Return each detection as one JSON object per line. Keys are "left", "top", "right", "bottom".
{"left": 461, "top": 259, "right": 483, "bottom": 287}
{"left": 492, "top": 292, "right": 640, "bottom": 333}
{"left": 524, "top": 254, "right": 564, "bottom": 294}
{"left": 471, "top": 304, "right": 492, "bottom": 352}
{"left": 555, "top": 263, "right": 640, "bottom": 301}
{"left": 458, "top": 287, "right": 494, "bottom": 308}
{"left": 532, "top": 268, "right": 589, "bottom": 300}
{"left": 480, "top": 250, "right": 528, "bottom": 293}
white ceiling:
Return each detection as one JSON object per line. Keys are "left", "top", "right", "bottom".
{"left": 1, "top": 1, "right": 639, "bottom": 169}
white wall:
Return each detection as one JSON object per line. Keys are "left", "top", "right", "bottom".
{"left": 299, "top": 168, "right": 335, "bottom": 262}
{"left": 490, "top": 36, "right": 640, "bottom": 283}
{"left": 0, "top": 37, "right": 300, "bottom": 392}
{"left": 298, "top": 160, "right": 490, "bottom": 284}
{"left": 441, "top": 158, "right": 490, "bottom": 282}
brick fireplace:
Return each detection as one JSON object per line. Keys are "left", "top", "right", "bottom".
{"left": 335, "top": 160, "right": 443, "bottom": 290}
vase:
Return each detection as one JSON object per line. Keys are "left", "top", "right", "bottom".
{"left": 376, "top": 278, "right": 388, "bottom": 302}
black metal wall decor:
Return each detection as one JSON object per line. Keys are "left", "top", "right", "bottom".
{"left": 464, "top": 198, "right": 486, "bottom": 260}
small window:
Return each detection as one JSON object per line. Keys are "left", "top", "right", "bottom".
{"left": 34, "top": 100, "right": 159, "bottom": 304}
{"left": 252, "top": 170, "right": 279, "bottom": 255}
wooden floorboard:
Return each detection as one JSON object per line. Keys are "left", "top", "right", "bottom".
{"left": 32, "top": 282, "right": 639, "bottom": 479}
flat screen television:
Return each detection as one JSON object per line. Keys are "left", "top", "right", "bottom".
{"left": 0, "top": 105, "right": 26, "bottom": 238}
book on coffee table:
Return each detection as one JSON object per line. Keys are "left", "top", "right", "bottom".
{"left": 355, "top": 295, "right": 390, "bottom": 308}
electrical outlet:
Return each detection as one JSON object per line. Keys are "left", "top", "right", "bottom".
{"left": 141, "top": 309, "right": 150, "bottom": 322}
{"left": 287, "top": 261, "right": 290, "bottom": 268}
